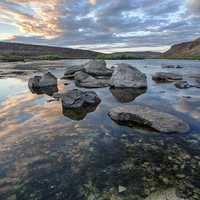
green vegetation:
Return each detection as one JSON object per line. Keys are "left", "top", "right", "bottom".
{"left": 96, "top": 54, "right": 144, "bottom": 60}
{"left": 0, "top": 55, "right": 25, "bottom": 62}
{"left": 35, "top": 54, "right": 66, "bottom": 60}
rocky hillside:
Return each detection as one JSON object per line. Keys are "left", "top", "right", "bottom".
{"left": 0, "top": 42, "right": 102, "bottom": 61}
{"left": 163, "top": 37, "right": 200, "bottom": 59}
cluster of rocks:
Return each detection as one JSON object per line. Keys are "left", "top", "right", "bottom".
{"left": 152, "top": 69, "right": 200, "bottom": 89}
{"left": 28, "top": 60, "right": 190, "bottom": 133}
{"left": 62, "top": 60, "right": 112, "bottom": 88}
{"left": 162, "top": 64, "right": 183, "bottom": 69}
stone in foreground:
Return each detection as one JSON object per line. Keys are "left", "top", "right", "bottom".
{"left": 74, "top": 71, "right": 110, "bottom": 88}
{"left": 108, "top": 105, "right": 189, "bottom": 133}
{"left": 28, "top": 72, "right": 57, "bottom": 88}
{"left": 83, "top": 60, "right": 113, "bottom": 76}
{"left": 62, "top": 89, "right": 101, "bottom": 109}
{"left": 110, "top": 63, "right": 147, "bottom": 89}
{"left": 152, "top": 72, "right": 183, "bottom": 83}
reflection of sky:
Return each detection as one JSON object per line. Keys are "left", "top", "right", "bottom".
{"left": 0, "top": 60, "right": 200, "bottom": 199}
{"left": 0, "top": 78, "right": 28, "bottom": 103}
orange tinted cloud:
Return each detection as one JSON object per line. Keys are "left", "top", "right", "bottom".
{"left": 89, "top": 0, "right": 97, "bottom": 5}
{"left": 0, "top": 0, "right": 97, "bottom": 40}
{"left": 0, "top": 0, "right": 62, "bottom": 39}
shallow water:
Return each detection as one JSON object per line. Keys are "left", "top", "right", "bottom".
{"left": 0, "top": 59, "right": 200, "bottom": 200}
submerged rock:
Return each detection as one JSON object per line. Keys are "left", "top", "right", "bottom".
{"left": 83, "top": 60, "right": 113, "bottom": 77}
{"left": 74, "top": 71, "right": 110, "bottom": 88}
{"left": 152, "top": 72, "right": 183, "bottom": 83}
{"left": 175, "top": 81, "right": 191, "bottom": 89}
{"left": 62, "top": 103, "right": 99, "bottom": 121}
{"left": 110, "top": 63, "right": 147, "bottom": 89}
{"left": 62, "top": 89, "right": 101, "bottom": 109}
{"left": 108, "top": 105, "right": 189, "bottom": 133}
{"left": 110, "top": 88, "right": 146, "bottom": 103}
{"left": 28, "top": 72, "right": 57, "bottom": 88}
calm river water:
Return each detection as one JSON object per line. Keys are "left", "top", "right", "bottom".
{"left": 0, "top": 59, "right": 200, "bottom": 200}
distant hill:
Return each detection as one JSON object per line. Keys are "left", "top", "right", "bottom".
{"left": 0, "top": 42, "right": 163, "bottom": 62}
{"left": 162, "top": 37, "right": 200, "bottom": 59}
{"left": 0, "top": 42, "right": 102, "bottom": 61}
{"left": 110, "top": 51, "right": 162, "bottom": 59}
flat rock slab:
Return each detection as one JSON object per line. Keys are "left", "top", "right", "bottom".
{"left": 63, "top": 65, "right": 84, "bottom": 79}
{"left": 74, "top": 71, "right": 110, "bottom": 88}
{"left": 83, "top": 60, "right": 113, "bottom": 76}
{"left": 152, "top": 72, "right": 183, "bottom": 83}
{"left": 110, "top": 63, "right": 147, "bottom": 89}
{"left": 108, "top": 105, "right": 189, "bottom": 134}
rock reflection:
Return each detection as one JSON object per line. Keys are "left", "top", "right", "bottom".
{"left": 62, "top": 102, "right": 100, "bottom": 121}
{"left": 110, "top": 87, "right": 146, "bottom": 103}
{"left": 28, "top": 85, "right": 58, "bottom": 96}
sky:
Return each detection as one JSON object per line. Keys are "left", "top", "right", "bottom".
{"left": 0, "top": 0, "right": 200, "bottom": 53}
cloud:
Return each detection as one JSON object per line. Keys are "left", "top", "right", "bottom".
{"left": 0, "top": 0, "right": 200, "bottom": 52}
{"left": 0, "top": 0, "right": 62, "bottom": 38}
{"left": 89, "top": 0, "right": 97, "bottom": 5}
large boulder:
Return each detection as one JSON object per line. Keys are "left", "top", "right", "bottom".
{"left": 28, "top": 72, "right": 57, "bottom": 88}
{"left": 62, "top": 65, "right": 84, "bottom": 79}
{"left": 62, "top": 89, "right": 101, "bottom": 109}
{"left": 83, "top": 60, "right": 113, "bottom": 77}
{"left": 108, "top": 105, "right": 189, "bottom": 134}
{"left": 110, "top": 63, "right": 147, "bottom": 89}
{"left": 74, "top": 71, "right": 110, "bottom": 88}
{"left": 152, "top": 72, "right": 182, "bottom": 83}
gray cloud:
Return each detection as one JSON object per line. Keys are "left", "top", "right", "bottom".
{"left": 1, "top": 0, "right": 200, "bottom": 52}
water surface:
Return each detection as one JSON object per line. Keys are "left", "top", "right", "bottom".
{"left": 0, "top": 59, "right": 200, "bottom": 200}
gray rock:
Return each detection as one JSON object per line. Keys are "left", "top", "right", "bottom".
{"left": 175, "top": 81, "right": 191, "bottom": 89}
{"left": 74, "top": 71, "right": 110, "bottom": 88}
{"left": 83, "top": 60, "right": 113, "bottom": 76}
{"left": 62, "top": 89, "right": 101, "bottom": 109}
{"left": 64, "top": 65, "right": 84, "bottom": 75}
{"left": 108, "top": 105, "right": 189, "bottom": 133}
{"left": 28, "top": 72, "right": 57, "bottom": 88}
{"left": 162, "top": 64, "right": 176, "bottom": 69}
{"left": 28, "top": 76, "right": 41, "bottom": 88}
{"left": 62, "top": 65, "right": 84, "bottom": 79}
{"left": 176, "top": 65, "right": 184, "bottom": 69}
{"left": 39, "top": 72, "right": 57, "bottom": 87}
{"left": 110, "top": 63, "right": 147, "bottom": 89}
{"left": 152, "top": 72, "right": 183, "bottom": 83}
